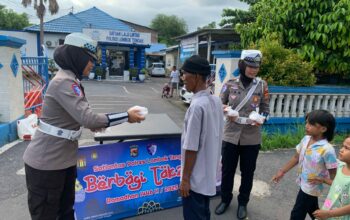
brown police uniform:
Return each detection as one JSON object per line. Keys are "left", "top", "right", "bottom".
{"left": 220, "top": 77, "right": 270, "bottom": 145}
{"left": 23, "top": 69, "right": 109, "bottom": 170}
{"left": 218, "top": 77, "right": 270, "bottom": 209}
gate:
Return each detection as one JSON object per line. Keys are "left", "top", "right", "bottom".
{"left": 21, "top": 56, "right": 49, "bottom": 116}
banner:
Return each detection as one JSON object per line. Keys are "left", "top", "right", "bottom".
{"left": 75, "top": 137, "right": 182, "bottom": 220}
{"left": 83, "top": 28, "right": 151, "bottom": 45}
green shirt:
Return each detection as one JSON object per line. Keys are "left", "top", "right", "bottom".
{"left": 322, "top": 162, "right": 350, "bottom": 220}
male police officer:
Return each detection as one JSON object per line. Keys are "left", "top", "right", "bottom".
{"left": 23, "top": 33, "right": 145, "bottom": 220}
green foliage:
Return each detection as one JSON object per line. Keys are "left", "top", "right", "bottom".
{"left": 261, "top": 125, "right": 305, "bottom": 151}
{"left": 129, "top": 67, "right": 139, "bottom": 80}
{"left": 197, "top": 21, "right": 216, "bottom": 30}
{"left": 150, "top": 14, "right": 188, "bottom": 46}
{"left": 262, "top": 125, "right": 347, "bottom": 151}
{"left": 0, "top": 5, "right": 30, "bottom": 29}
{"left": 235, "top": 0, "right": 350, "bottom": 76}
{"left": 256, "top": 39, "right": 316, "bottom": 86}
{"left": 95, "top": 66, "right": 103, "bottom": 76}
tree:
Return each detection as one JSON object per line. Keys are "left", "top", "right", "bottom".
{"left": 197, "top": 21, "right": 216, "bottom": 30}
{"left": 0, "top": 5, "right": 30, "bottom": 29}
{"left": 150, "top": 14, "right": 188, "bottom": 46}
{"left": 22, "top": 0, "right": 59, "bottom": 55}
{"left": 236, "top": 0, "right": 350, "bottom": 75}
{"left": 220, "top": 0, "right": 259, "bottom": 27}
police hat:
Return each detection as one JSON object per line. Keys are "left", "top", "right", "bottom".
{"left": 64, "top": 33, "right": 97, "bottom": 60}
{"left": 181, "top": 55, "right": 211, "bottom": 76}
{"left": 240, "top": 49, "right": 262, "bottom": 68}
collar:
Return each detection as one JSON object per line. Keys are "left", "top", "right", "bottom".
{"left": 192, "top": 90, "right": 210, "bottom": 100}
{"left": 304, "top": 135, "right": 329, "bottom": 148}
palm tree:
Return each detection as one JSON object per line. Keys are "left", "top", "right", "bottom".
{"left": 22, "top": 0, "right": 59, "bottom": 55}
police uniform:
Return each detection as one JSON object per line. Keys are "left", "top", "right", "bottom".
{"left": 215, "top": 50, "right": 270, "bottom": 219}
{"left": 220, "top": 77, "right": 269, "bottom": 145}
{"left": 23, "top": 33, "right": 130, "bottom": 220}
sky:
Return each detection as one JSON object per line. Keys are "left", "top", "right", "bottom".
{"left": 1, "top": 0, "right": 248, "bottom": 32}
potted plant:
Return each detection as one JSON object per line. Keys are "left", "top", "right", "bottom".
{"left": 95, "top": 66, "right": 103, "bottom": 81}
{"left": 129, "top": 67, "right": 139, "bottom": 82}
{"left": 139, "top": 68, "right": 147, "bottom": 82}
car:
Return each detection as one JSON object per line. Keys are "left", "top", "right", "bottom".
{"left": 180, "top": 64, "right": 216, "bottom": 104}
{"left": 150, "top": 62, "right": 165, "bottom": 76}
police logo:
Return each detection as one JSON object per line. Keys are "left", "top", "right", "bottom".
{"left": 72, "top": 84, "right": 82, "bottom": 96}
{"left": 130, "top": 145, "right": 139, "bottom": 157}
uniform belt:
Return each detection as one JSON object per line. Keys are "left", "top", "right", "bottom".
{"left": 38, "top": 120, "right": 83, "bottom": 141}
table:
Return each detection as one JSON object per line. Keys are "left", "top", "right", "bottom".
{"left": 94, "top": 113, "right": 182, "bottom": 144}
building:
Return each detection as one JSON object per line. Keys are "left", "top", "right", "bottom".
{"left": 2, "top": 7, "right": 157, "bottom": 77}
{"left": 174, "top": 28, "right": 240, "bottom": 65}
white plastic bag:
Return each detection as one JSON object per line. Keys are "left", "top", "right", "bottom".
{"left": 17, "top": 114, "right": 38, "bottom": 140}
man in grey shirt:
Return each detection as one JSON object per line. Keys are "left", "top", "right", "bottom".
{"left": 179, "top": 55, "right": 224, "bottom": 220}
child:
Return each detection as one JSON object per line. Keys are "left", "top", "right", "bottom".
{"left": 271, "top": 109, "right": 338, "bottom": 220}
{"left": 313, "top": 137, "right": 350, "bottom": 220}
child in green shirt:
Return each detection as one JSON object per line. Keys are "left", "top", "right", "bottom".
{"left": 313, "top": 137, "right": 350, "bottom": 220}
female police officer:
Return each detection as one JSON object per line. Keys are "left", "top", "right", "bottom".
{"left": 23, "top": 33, "right": 145, "bottom": 220}
{"left": 215, "top": 50, "right": 270, "bottom": 219}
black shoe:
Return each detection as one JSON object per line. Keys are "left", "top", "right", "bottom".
{"left": 215, "top": 202, "right": 229, "bottom": 215}
{"left": 237, "top": 205, "right": 247, "bottom": 219}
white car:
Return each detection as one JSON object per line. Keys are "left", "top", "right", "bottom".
{"left": 150, "top": 63, "right": 165, "bottom": 76}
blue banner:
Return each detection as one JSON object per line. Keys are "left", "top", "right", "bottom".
{"left": 75, "top": 137, "right": 182, "bottom": 220}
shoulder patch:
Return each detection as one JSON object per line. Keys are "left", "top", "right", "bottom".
{"left": 72, "top": 83, "right": 83, "bottom": 96}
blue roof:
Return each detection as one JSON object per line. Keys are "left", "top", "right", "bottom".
{"left": 0, "top": 35, "right": 26, "bottom": 48}
{"left": 25, "top": 7, "right": 132, "bottom": 33}
{"left": 146, "top": 43, "right": 167, "bottom": 53}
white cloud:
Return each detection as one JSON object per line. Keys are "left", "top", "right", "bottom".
{"left": 3, "top": 0, "right": 248, "bottom": 32}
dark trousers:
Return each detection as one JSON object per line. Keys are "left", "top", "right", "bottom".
{"left": 220, "top": 141, "right": 260, "bottom": 206}
{"left": 182, "top": 190, "right": 210, "bottom": 220}
{"left": 25, "top": 164, "right": 77, "bottom": 220}
{"left": 290, "top": 189, "right": 318, "bottom": 220}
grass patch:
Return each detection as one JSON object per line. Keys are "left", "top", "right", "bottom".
{"left": 261, "top": 125, "right": 348, "bottom": 151}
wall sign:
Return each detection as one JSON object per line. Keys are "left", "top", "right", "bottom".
{"left": 83, "top": 28, "right": 151, "bottom": 45}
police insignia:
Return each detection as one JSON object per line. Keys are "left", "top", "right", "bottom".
{"left": 72, "top": 84, "right": 82, "bottom": 96}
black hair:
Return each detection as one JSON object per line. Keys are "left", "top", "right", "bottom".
{"left": 305, "top": 110, "right": 336, "bottom": 141}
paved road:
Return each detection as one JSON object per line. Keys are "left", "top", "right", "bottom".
{"left": 0, "top": 77, "right": 324, "bottom": 220}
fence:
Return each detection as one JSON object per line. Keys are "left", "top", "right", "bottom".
{"left": 21, "top": 56, "right": 49, "bottom": 116}
{"left": 265, "top": 86, "right": 350, "bottom": 133}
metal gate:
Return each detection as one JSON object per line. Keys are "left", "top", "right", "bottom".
{"left": 21, "top": 56, "right": 49, "bottom": 116}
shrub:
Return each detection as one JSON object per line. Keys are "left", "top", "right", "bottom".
{"left": 256, "top": 39, "right": 316, "bottom": 86}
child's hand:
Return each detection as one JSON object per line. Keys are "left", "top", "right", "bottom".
{"left": 271, "top": 170, "right": 285, "bottom": 184}
{"left": 308, "top": 176, "right": 324, "bottom": 184}
{"left": 313, "top": 209, "right": 331, "bottom": 220}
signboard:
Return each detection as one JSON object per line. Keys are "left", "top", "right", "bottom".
{"left": 75, "top": 137, "right": 182, "bottom": 220}
{"left": 83, "top": 28, "right": 151, "bottom": 45}
{"left": 179, "top": 36, "right": 198, "bottom": 64}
